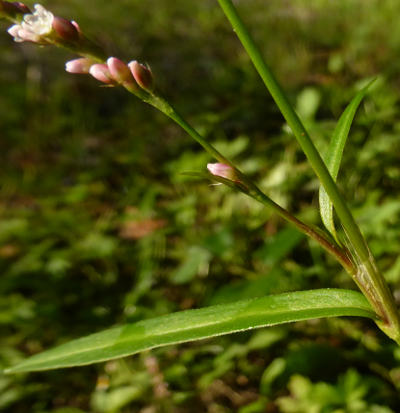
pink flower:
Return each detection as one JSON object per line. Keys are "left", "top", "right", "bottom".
{"left": 12, "top": 2, "right": 31, "bottom": 14}
{"left": 89, "top": 64, "right": 115, "bottom": 84}
{"left": 65, "top": 58, "right": 93, "bottom": 74}
{"left": 207, "top": 163, "right": 236, "bottom": 180}
{"left": 70, "top": 20, "right": 81, "bottom": 33}
{"left": 107, "top": 57, "right": 136, "bottom": 89}
{"left": 52, "top": 16, "right": 79, "bottom": 42}
{"left": 128, "top": 60, "right": 154, "bottom": 92}
{"left": 0, "top": 1, "right": 30, "bottom": 18}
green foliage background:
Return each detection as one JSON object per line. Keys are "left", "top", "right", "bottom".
{"left": 1, "top": 0, "right": 400, "bottom": 411}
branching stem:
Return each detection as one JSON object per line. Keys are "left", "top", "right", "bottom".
{"left": 148, "top": 95, "right": 355, "bottom": 275}
{"left": 216, "top": 0, "right": 400, "bottom": 343}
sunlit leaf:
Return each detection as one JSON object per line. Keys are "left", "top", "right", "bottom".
{"left": 319, "top": 80, "right": 375, "bottom": 243}
{"left": 5, "top": 289, "right": 376, "bottom": 373}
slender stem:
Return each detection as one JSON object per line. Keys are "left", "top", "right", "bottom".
{"left": 32, "top": 0, "right": 398, "bottom": 341}
{"left": 216, "top": 0, "right": 400, "bottom": 341}
{"left": 151, "top": 96, "right": 234, "bottom": 167}
{"left": 5, "top": 5, "right": 355, "bottom": 285}
{"left": 48, "top": 28, "right": 355, "bottom": 275}
{"left": 249, "top": 189, "right": 354, "bottom": 274}
{"left": 148, "top": 95, "right": 354, "bottom": 274}
{"left": 216, "top": 0, "right": 368, "bottom": 261}
{"left": 356, "top": 257, "right": 400, "bottom": 343}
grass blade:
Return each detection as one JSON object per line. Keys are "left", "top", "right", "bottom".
{"left": 319, "top": 80, "right": 375, "bottom": 242}
{"left": 5, "top": 289, "right": 376, "bottom": 373}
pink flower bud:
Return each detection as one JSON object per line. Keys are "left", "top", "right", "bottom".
{"left": 207, "top": 163, "right": 236, "bottom": 180}
{"left": 65, "top": 58, "right": 93, "bottom": 74}
{"left": 1, "top": 1, "right": 30, "bottom": 17}
{"left": 128, "top": 60, "right": 154, "bottom": 92}
{"left": 71, "top": 20, "right": 81, "bottom": 33}
{"left": 12, "top": 2, "right": 30, "bottom": 14}
{"left": 107, "top": 57, "right": 136, "bottom": 86}
{"left": 52, "top": 16, "right": 79, "bottom": 42}
{"left": 89, "top": 63, "right": 115, "bottom": 84}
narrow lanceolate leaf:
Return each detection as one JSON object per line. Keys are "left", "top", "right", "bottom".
{"left": 5, "top": 289, "right": 377, "bottom": 373}
{"left": 319, "top": 80, "right": 375, "bottom": 243}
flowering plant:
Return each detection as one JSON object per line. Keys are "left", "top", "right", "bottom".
{"left": 1, "top": 1, "right": 399, "bottom": 375}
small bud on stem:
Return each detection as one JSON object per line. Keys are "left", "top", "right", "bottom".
{"left": 65, "top": 58, "right": 94, "bottom": 74}
{"left": 0, "top": 1, "right": 30, "bottom": 20}
{"left": 70, "top": 20, "right": 80, "bottom": 33}
{"left": 107, "top": 57, "right": 138, "bottom": 91}
{"left": 89, "top": 63, "right": 115, "bottom": 84}
{"left": 207, "top": 163, "right": 237, "bottom": 180}
{"left": 52, "top": 16, "right": 79, "bottom": 42}
{"left": 12, "top": 2, "right": 30, "bottom": 13}
{"left": 128, "top": 60, "right": 154, "bottom": 92}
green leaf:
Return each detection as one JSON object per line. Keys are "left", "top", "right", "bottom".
{"left": 5, "top": 289, "right": 376, "bottom": 374}
{"left": 319, "top": 80, "right": 375, "bottom": 243}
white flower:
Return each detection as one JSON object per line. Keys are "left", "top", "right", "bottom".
{"left": 7, "top": 24, "right": 25, "bottom": 42}
{"left": 23, "top": 4, "right": 53, "bottom": 35}
{"left": 7, "top": 4, "right": 53, "bottom": 43}
{"left": 8, "top": 24, "right": 40, "bottom": 43}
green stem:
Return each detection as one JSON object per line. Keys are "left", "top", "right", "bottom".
{"left": 249, "top": 189, "right": 354, "bottom": 274}
{"left": 216, "top": 0, "right": 368, "bottom": 260}
{"left": 148, "top": 95, "right": 354, "bottom": 274}
{"left": 148, "top": 95, "right": 234, "bottom": 167}
{"left": 216, "top": 0, "right": 400, "bottom": 342}
{"left": 30, "top": 0, "right": 397, "bottom": 341}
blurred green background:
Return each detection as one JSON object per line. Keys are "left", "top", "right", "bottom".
{"left": 1, "top": 0, "right": 400, "bottom": 411}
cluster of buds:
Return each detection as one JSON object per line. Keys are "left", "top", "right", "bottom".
{"left": 66, "top": 57, "right": 154, "bottom": 93}
{"left": 1, "top": 2, "right": 155, "bottom": 95}
{"left": 6, "top": 3, "right": 80, "bottom": 45}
